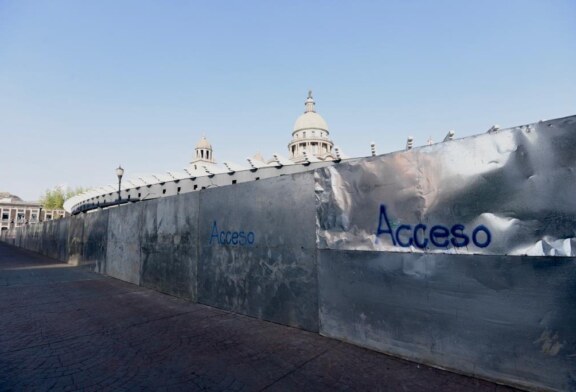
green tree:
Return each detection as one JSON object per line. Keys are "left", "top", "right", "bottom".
{"left": 40, "top": 186, "right": 87, "bottom": 209}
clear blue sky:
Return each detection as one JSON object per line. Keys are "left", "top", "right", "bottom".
{"left": 1, "top": 0, "right": 575, "bottom": 201}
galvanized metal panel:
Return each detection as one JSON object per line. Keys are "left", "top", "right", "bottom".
{"left": 106, "top": 203, "right": 143, "bottom": 284}
{"left": 0, "top": 228, "right": 15, "bottom": 246}
{"left": 67, "top": 215, "right": 84, "bottom": 265}
{"left": 198, "top": 173, "right": 319, "bottom": 332}
{"left": 14, "top": 227, "right": 22, "bottom": 248}
{"left": 29, "top": 223, "right": 42, "bottom": 254}
{"left": 82, "top": 209, "right": 109, "bottom": 273}
{"left": 316, "top": 116, "right": 576, "bottom": 256}
{"left": 140, "top": 193, "right": 199, "bottom": 301}
{"left": 318, "top": 249, "right": 576, "bottom": 391}
{"left": 56, "top": 219, "right": 69, "bottom": 261}
{"left": 39, "top": 219, "right": 69, "bottom": 262}
{"left": 17, "top": 224, "right": 35, "bottom": 253}
{"left": 40, "top": 221, "right": 54, "bottom": 259}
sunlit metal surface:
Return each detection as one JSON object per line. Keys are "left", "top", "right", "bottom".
{"left": 316, "top": 115, "right": 576, "bottom": 256}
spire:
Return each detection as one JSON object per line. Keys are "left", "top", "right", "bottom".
{"left": 304, "top": 90, "right": 316, "bottom": 113}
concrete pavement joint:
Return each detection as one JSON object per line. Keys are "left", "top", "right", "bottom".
{"left": 257, "top": 345, "right": 335, "bottom": 391}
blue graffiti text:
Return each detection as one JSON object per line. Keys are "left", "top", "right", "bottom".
{"left": 210, "top": 221, "right": 255, "bottom": 246}
{"left": 376, "top": 205, "right": 491, "bottom": 249}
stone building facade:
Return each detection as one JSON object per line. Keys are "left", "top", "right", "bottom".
{"left": 0, "top": 193, "right": 66, "bottom": 231}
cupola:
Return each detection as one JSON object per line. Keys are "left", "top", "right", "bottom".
{"left": 191, "top": 136, "right": 215, "bottom": 166}
{"left": 288, "top": 91, "right": 335, "bottom": 162}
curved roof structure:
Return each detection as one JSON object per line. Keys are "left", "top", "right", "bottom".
{"left": 196, "top": 136, "right": 212, "bottom": 149}
{"left": 292, "top": 91, "right": 329, "bottom": 134}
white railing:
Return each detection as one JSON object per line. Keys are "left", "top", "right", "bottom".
{"left": 63, "top": 156, "right": 351, "bottom": 215}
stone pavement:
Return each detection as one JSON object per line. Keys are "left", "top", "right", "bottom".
{"left": 0, "top": 242, "right": 522, "bottom": 391}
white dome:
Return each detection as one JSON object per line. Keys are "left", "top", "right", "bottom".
{"left": 288, "top": 91, "right": 336, "bottom": 163}
{"left": 196, "top": 136, "right": 212, "bottom": 149}
{"left": 293, "top": 112, "right": 328, "bottom": 133}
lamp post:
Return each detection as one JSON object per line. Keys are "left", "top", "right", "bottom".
{"left": 115, "top": 165, "right": 124, "bottom": 206}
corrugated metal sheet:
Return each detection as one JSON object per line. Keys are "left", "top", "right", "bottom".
{"left": 316, "top": 116, "right": 576, "bottom": 256}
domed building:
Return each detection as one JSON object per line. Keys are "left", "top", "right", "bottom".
{"left": 288, "top": 91, "right": 335, "bottom": 162}
{"left": 189, "top": 136, "right": 215, "bottom": 171}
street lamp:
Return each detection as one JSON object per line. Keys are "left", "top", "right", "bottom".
{"left": 115, "top": 165, "right": 124, "bottom": 206}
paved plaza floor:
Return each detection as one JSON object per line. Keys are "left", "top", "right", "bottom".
{"left": 0, "top": 242, "right": 521, "bottom": 391}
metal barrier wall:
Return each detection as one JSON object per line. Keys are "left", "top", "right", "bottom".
{"left": 140, "top": 193, "right": 199, "bottom": 301}
{"left": 316, "top": 116, "right": 576, "bottom": 257}
{"left": 2, "top": 115, "right": 575, "bottom": 391}
{"left": 198, "top": 173, "right": 318, "bottom": 332}
{"left": 312, "top": 115, "right": 576, "bottom": 391}
{"left": 317, "top": 250, "right": 575, "bottom": 391}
